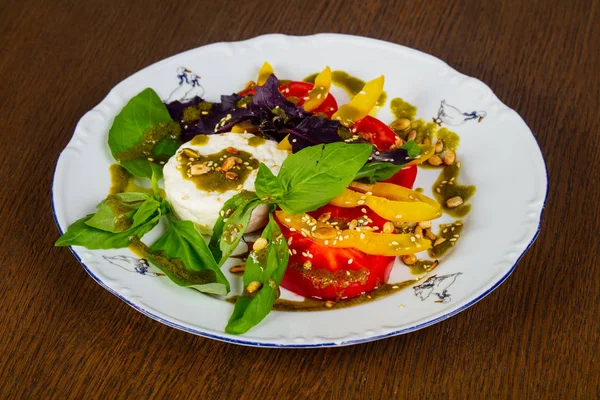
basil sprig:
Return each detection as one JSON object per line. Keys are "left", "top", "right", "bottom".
{"left": 225, "top": 214, "right": 289, "bottom": 334}
{"left": 214, "top": 142, "right": 372, "bottom": 333}
{"left": 269, "top": 142, "right": 373, "bottom": 214}
{"left": 55, "top": 192, "right": 163, "bottom": 250}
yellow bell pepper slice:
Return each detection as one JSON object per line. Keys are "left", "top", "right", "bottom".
{"left": 303, "top": 66, "right": 332, "bottom": 112}
{"left": 230, "top": 121, "right": 258, "bottom": 133}
{"left": 257, "top": 61, "right": 274, "bottom": 86}
{"left": 330, "top": 183, "right": 442, "bottom": 222}
{"left": 331, "top": 75, "right": 385, "bottom": 127}
{"left": 275, "top": 210, "right": 430, "bottom": 256}
{"left": 276, "top": 134, "right": 292, "bottom": 151}
{"left": 406, "top": 144, "right": 435, "bottom": 166}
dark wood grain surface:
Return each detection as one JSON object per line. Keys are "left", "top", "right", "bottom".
{"left": 1, "top": 0, "right": 599, "bottom": 398}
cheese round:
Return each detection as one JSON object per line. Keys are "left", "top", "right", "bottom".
{"left": 163, "top": 133, "right": 288, "bottom": 234}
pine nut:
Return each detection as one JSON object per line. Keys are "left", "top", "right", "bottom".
{"left": 383, "top": 221, "right": 395, "bottom": 233}
{"left": 446, "top": 196, "right": 464, "bottom": 208}
{"left": 318, "top": 212, "right": 331, "bottom": 222}
{"left": 401, "top": 254, "right": 417, "bottom": 265}
{"left": 229, "top": 265, "right": 245, "bottom": 273}
{"left": 444, "top": 151, "right": 456, "bottom": 165}
{"left": 407, "top": 130, "right": 417, "bottom": 141}
{"left": 246, "top": 281, "right": 262, "bottom": 293}
{"left": 391, "top": 118, "right": 411, "bottom": 132}
{"left": 190, "top": 164, "right": 210, "bottom": 175}
{"left": 428, "top": 155, "right": 443, "bottom": 166}
{"left": 418, "top": 221, "right": 432, "bottom": 229}
{"left": 253, "top": 237, "right": 268, "bottom": 251}
{"left": 435, "top": 139, "right": 444, "bottom": 153}
{"left": 225, "top": 172, "right": 239, "bottom": 180}
{"left": 425, "top": 229, "right": 437, "bottom": 240}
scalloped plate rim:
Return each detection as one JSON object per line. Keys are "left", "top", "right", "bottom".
{"left": 52, "top": 33, "right": 548, "bottom": 348}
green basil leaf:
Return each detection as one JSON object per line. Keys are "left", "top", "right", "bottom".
{"left": 209, "top": 192, "right": 262, "bottom": 265}
{"left": 276, "top": 142, "right": 372, "bottom": 214}
{"left": 254, "top": 163, "right": 284, "bottom": 201}
{"left": 354, "top": 162, "right": 403, "bottom": 183}
{"left": 56, "top": 214, "right": 160, "bottom": 250}
{"left": 108, "top": 88, "right": 173, "bottom": 153}
{"left": 151, "top": 138, "right": 180, "bottom": 158}
{"left": 401, "top": 140, "right": 422, "bottom": 158}
{"left": 131, "top": 198, "right": 162, "bottom": 229}
{"left": 148, "top": 218, "right": 229, "bottom": 293}
{"left": 225, "top": 214, "right": 289, "bottom": 334}
{"left": 85, "top": 193, "right": 151, "bottom": 233}
{"left": 108, "top": 88, "right": 177, "bottom": 179}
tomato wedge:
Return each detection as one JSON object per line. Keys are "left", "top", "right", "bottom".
{"left": 239, "top": 81, "right": 338, "bottom": 118}
{"left": 353, "top": 115, "right": 402, "bottom": 151}
{"left": 384, "top": 165, "right": 418, "bottom": 189}
{"left": 276, "top": 205, "right": 395, "bottom": 300}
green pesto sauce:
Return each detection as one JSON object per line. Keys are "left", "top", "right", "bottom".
{"left": 409, "top": 260, "right": 440, "bottom": 276}
{"left": 429, "top": 221, "right": 464, "bottom": 257}
{"left": 271, "top": 280, "right": 419, "bottom": 312}
{"left": 104, "top": 194, "right": 139, "bottom": 232}
{"left": 109, "top": 164, "right": 157, "bottom": 196}
{"left": 178, "top": 148, "right": 259, "bottom": 193}
{"left": 247, "top": 136, "right": 266, "bottom": 147}
{"left": 190, "top": 134, "right": 209, "bottom": 146}
{"left": 116, "top": 122, "right": 181, "bottom": 163}
{"left": 405, "top": 118, "right": 439, "bottom": 143}
{"left": 181, "top": 101, "right": 213, "bottom": 123}
{"left": 390, "top": 97, "right": 417, "bottom": 120}
{"left": 291, "top": 263, "right": 369, "bottom": 295}
{"left": 129, "top": 238, "right": 216, "bottom": 285}
{"left": 436, "top": 128, "right": 460, "bottom": 151}
{"left": 432, "top": 164, "right": 476, "bottom": 217}
{"left": 415, "top": 187, "right": 424, "bottom": 193}
{"left": 304, "top": 70, "right": 387, "bottom": 107}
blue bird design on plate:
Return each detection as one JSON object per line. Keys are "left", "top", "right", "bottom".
{"left": 413, "top": 273, "right": 462, "bottom": 303}
{"left": 433, "top": 100, "right": 487, "bottom": 126}
{"left": 167, "top": 66, "right": 205, "bottom": 102}
{"left": 103, "top": 255, "right": 165, "bottom": 277}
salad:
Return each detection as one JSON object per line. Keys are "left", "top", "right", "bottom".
{"left": 56, "top": 62, "right": 474, "bottom": 334}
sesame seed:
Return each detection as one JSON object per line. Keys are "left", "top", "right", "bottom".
{"left": 348, "top": 258, "right": 353, "bottom": 264}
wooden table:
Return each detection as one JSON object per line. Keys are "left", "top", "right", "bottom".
{"left": 2, "top": 0, "right": 598, "bottom": 398}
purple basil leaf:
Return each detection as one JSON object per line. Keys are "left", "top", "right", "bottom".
{"left": 369, "top": 146, "right": 410, "bottom": 165}
{"left": 286, "top": 116, "right": 343, "bottom": 152}
{"left": 252, "top": 74, "right": 301, "bottom": 117}
{"left": 165, "top": 96, "right": 204, "bottom": 123}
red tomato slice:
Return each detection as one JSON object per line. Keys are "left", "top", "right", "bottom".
{"left": 384, "top": 164, "right": 418, "bottom": 189}
{"left": 276, "top": 205, "right": 395, "bottom": 300}
{"left": 238, "top": 81, "right": 338, "bottom": 118}
{"left": 353, "top": 115, "right": 402, "bottom": 151}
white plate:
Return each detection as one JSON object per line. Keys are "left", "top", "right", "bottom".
{"left": 52, "top": 34, "right": 547, "bottom": 347}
